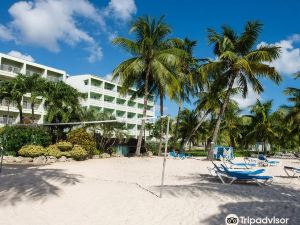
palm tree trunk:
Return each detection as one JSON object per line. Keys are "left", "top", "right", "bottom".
{"left": 136, "top": 66, "right": 150, "bottom": 156}
{"left": 158, "top": 92, "right": 164, "bottom": 156}
{"left": 182, "top": 110, "right": 209, "bottom": 151}
{"left": 208, "top": 74, "right": 236, "bottom": 160}
{"left": 31, "top": 101, "right": 35, "bottom": 122}
{"left": 174, "top": 99, "right": 182, "bottom": 140}
{"left": 17, "top": 102, "right": 24, "bottom": 124}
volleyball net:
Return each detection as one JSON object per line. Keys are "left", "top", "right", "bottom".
{"left": 0, "top": 115, "right": 171, "bottom": 198}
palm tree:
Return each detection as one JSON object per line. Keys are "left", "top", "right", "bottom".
{"left": 220, "top": 101, "right": 242, "bottom": 147}
{"left": 171, "top": 38, "right": 198, "bottom": 140}
{"left": 201, "top": 21, "right": 281, "bottom": 159}
{"left": 44, "top": 81, "right": 85, "bottom": 123}
{"left": 0, "top": 75, "right": 26, "bottom": 124}
{"left": 23, "top": 73, "right": 47, "bottom": 122}
{"left": 283, "top": 73, "right": 300, "bottom": 149}
{"left": 112, "top": 16, "right": 183, "bottom": 155}
{"left": 246, "top": 100, "right": 277, "bottom": 153}
{"left": 178, "top": 109, "right": 202, "bottom": 150}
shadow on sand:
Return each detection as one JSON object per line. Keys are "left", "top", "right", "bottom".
{"left": 153, "top": 173, "right": 300, "bottom": 225}
{"left": 0, "top": 164, "right": 82, "bottom": 206}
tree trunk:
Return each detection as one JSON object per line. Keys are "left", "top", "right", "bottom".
{"left": 31, "top": 101, "right": 35, "bottom": 123}
{"left": 208, "top": 74, "right": 236, "bottom": 160}
{"left": 136, "top": 66, "right": 150, "bottom": 156}
{"left": 158, "top": 92, "right": 164, "bottom": 156}
{"left": 182, "top": 110, "right": 209, "bottom": 151}
{"left": 174, "top": 99, "right": 182, "bottom": 141}
{"left": 17, "top": 103, "right": 24, "bottom": 124}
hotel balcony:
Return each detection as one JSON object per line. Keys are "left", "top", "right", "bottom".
{"left": 0, "top": 116, "right": 15, "bottom": 125}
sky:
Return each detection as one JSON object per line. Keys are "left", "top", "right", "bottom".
{"left": 0, "top": 0, "right": 300, "bottom": 116}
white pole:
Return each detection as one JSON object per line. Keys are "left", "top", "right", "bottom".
{"left": 159, "top": 115, "right": 170, "bottom": 198}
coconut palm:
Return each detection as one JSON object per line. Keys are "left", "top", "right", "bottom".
{"left": 201, "top": 21, "right": 281, "bottom": 159}
{"left": 23, "top": 73, "right": 47, "bottom": 122}
{"left": 170, "top": 38, "right": 199, "bottom": 140}
{"left": 0, "top": 74, "right": 26, "bottom": 123}
{"left": 44, "top": 81, "right": 85, "bottom": 123}
{"left": 178, "top": 108, "right": 202, "bottom": 150}
{"left": 245, "top": 100, "right": 277, "bottom": 153}
{"left": 112, "top": 16, "right": 183, "bottom": 155}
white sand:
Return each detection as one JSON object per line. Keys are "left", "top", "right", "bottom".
{"left": 0, "top": 157, "right": 299, "bottom": 225}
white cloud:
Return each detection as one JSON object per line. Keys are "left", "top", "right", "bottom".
{"left": 104, "top": 73, "right": 113, "bottom": 81}
{"left": 4, "top": 0, "right": 103, "bottom": 62}
{"left": 258, "top": 35, "right": 300, "bottom": 75}
{"left": 7, "top": 50, "right": 35, "bottom": 62}
{"left": 106, "top": 0, "right": 137, "bottom": 21}
{"left": 232, "top": 80, "right": 260, "bottom": 109}
{"left": 0, "top": 24, "right": 14, "bottom": 41}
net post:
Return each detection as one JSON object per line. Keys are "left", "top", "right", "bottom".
{"left": 159, "top": 115, "right": 170, "bottom": 198}
{"left": 0, "top": 147, "right": 4, "bottom": 174}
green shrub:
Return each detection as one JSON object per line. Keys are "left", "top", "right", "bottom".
{"left": 146, "top": 142, "right": 159, "bottom": 155}
{"left": 67, "top": 128, "right": 96, "bottom": 156}
{"left": 70, "top": 145, "right": 88, "bottom": 160}
{"left": 18, "top": 145, "right": 46, "bottom": 157}
{"left": 0, "top": 126, "right": 51, "bottom": 155}
{"left": 45, "top": 145, "right": 62, "bottom": 158}
{"left": 56, "top": 141, "right": 73, "bottom": 151}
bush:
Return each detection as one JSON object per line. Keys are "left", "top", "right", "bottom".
{"left": 70, "top": 145, "right": 88, "bottom": 160}
{"left": 0, "top": 126, "right": 51, "bottom": 155}
{"left": 18, "top": 145, "right": 46, "bottom": 157}
{"left": 67, "top": 128, "right": 96, "bottom": 156}
{"left": 56, "top": 141, "right": 73, "bottom": 151}
{"left": 45, "top": 145, "right": 62, "bottom": 158}
{"left": 146, "top": 142, "right": 159, "bottom": 155}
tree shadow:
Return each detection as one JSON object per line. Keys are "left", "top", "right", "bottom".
{"left": 152, "top": 173, "right": 300, "bottom": 224}
{"left": 201, "top": 201, "right": 300, "bottom": 225}
{"left": 0, "top": 164, "right": 82, "bottom": 206}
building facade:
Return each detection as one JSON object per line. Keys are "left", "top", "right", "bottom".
{"left": 0, "top": 53, "right": 66, "bottom": 125}
{"left": 0, "top": 53, "right": 155, "bottom": 137}
{"left": 66, "top": 75, "right": 155, "bottom": 137}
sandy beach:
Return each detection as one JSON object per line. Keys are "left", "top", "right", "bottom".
{"left": 0, "top": 157, "right": 299, "bottom": 225}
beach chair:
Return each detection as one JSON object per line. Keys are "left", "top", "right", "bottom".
{"left": 168, "top": 151, "right": 178, "bottom": 159}
{"left": 212, "top": 162, "right": 273, "bottom": 185}
{"left": 258, "top": 154, "right": 279, "bottom": 166}
{"left": 284, "top": 166, "right": 300, "bottom": 178}
{"left": 177, "top": 152, "right": 192, "bottom": 159}
{"left": 208, "top": 162, "right": 265, "bottom": 177}
{"left": 220, "top": 155, "right": 256, "bottom": 169}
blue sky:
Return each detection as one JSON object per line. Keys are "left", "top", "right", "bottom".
{"left": 0, "top": 0, "right": 299, "bottom": 116}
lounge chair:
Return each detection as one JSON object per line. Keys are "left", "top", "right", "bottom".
{"left": 258, "top": 154, "right": 279, "bottom": 166}
{"left": 208, "top": 162, "right": 265, "bottom": 176}
{"left": 220, "top": 155, "right": 256, "bottom": 169}
{"left": 211, "top": 162, "right": 273, "bottom": 185}
{"left": 284, "top": 166, "right": 300, "bottom": 178}
{"left": 177, "top": 152, "right": 192, "bottom": 159}
{"left": 168, "top": 151, "right": 178, "bottom": 159}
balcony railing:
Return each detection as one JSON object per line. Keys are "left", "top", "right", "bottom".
{"left": 47, "top": 76, "right": 63, "bottom": 82}
{"left": 0, "top": 64, "right": 21, "bottom": 74}
{"left": 26, "top": 70, "right": 42, "bottom": 77}
{"left": 0, "top": 100, "right": 17, "bottom": 108}
{"left": 23, "top": 102, "right": 39, "bottom": 110}
{"left": 0, "top": 117, "right": 15, "bottom": 124}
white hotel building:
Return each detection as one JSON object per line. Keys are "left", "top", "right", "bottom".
{"left": 66, "top": 75, "right": 155, "bottom": 137}
{"left": 0, "top": 52, "right": 155, "bottom": 137}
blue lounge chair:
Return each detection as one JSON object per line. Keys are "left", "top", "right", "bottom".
{"left": 177, "top": 153, "right": 192, "bottom": 159}
{"left": 219, "top": 164, "right": 273, "bottom": 185}
{"left": 220, "top": 155, "right": 257, "bottom": 169}
{"left": 168, "top": 151, "right": 178, "bottom": 159}
{"left": 209, "top": 162, "right": 265, "bottom": 176}
{"left": 258, "top": 154, "right": 279, "bottom": 166}
{"left": 284, "top": 166, "right": 300, "bottom": 178}
{"left": 212, "top": 163, "right": 273, "bottom": 185}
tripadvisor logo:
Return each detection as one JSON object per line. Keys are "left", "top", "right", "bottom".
{"left": 225, "top": 214, "right": 290, "bottom": 225}
{"left": 226, "top": 214, "right": 239, "bottom": 225}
